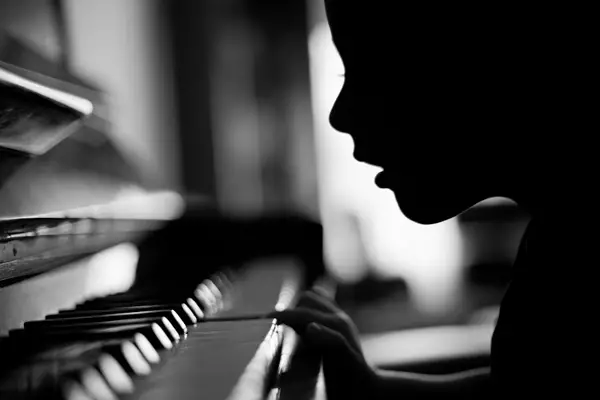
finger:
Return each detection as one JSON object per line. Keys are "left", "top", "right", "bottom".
{"left": 305, "top": 320, "right": 363, "bottom": 357}
{"left": 269, "top": 308, "right": 337, "bottom": 333}
{"left": 311, "top": 283, "right": 336, "bottom": 299}
{"left": 304, "top": 290, "right": 342, "bottom": 313}
{"left": 296, "top": 291, "right": 337, "bottom": 314}
{"left": 305, "top": 323, "right": 352, "bottom": 354}
{"left": 305, "top": 324, "right": 367, "bottom": 382}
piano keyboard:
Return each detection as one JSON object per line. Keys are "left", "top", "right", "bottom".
{"left": 0, "top": 259, "right": 303, "bottom": 400}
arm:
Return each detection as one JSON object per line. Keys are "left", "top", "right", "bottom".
{"left": 273, "top": 291, "right": 493, "bottom": 400}
{"left": 374, "top": 367, "right": 491, "bottom": 399}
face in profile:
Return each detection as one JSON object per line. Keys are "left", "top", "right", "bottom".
{"left": 324, "top": 2, "right": 567, "bottom": 224}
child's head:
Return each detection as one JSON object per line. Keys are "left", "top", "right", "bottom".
{"left": 325, "top": 1, "right": 592, "bottom": 224}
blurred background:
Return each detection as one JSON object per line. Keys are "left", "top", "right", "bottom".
{"left": 1, "top": 0, "right": 530, "bottom": 361}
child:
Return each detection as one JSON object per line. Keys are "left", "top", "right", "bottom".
{"left": 273, "top": 1, "right": 593, "bottom": 398}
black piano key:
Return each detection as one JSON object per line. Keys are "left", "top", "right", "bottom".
{"left": 11, "top": 322, "right": 175, "bottom": 351}
{"left": 39, "top": 310, "right": 176, "bottom": 324}
{"left": 26, "top": 341, "right": 111, "bottom": 362}
{"left": 21, "top": 339, "right": 151, "bottom": 378}
{"left": 94, "top": 353, "right": 135, "bottom": 396}
{"left": 193, "top": 284, "right": 220, "bottom": 316}
{"left": 212, "top": 274, "right": 235, "bottom": 309}
{"left": 79, "top": 289, "right": 194, "bottom": 305}
{"left": 11, "top": 330, "right": 164, "bottom": 398}
{"left": 1, "top": 337, "right": 101, "bottom": 372}
{"left": 20, "top": 334, "right": 160, "bottom": 376}
{"left": 42, "top": 307, "right": 193, "bottom": 329}
{"left": 20, "top": 338, "right": 150, "bottom": 376}
{"left": 61, "top": 377, "right": 96, "bottom": 400}
{"left": 213, "top": 271, "right": 235, "bottom": 293}
{"left": 103, "top": 340, "right": 152, "bottom": 377}
{"left": 75, "top": 298, "right": 182, "bottom": 309}
{"left": 177, "top": 303, "right": 197, "bottom": 324}
{"left": 54, "top": 302, "right": 198, "bottom": 325}
{"left": 59, "top": 302, "right": 178, "bottom": 314}
{"left": 185, "top": 298, "right": 205, "bottom": 319}
{"left": 77, "top": 297, "right": 199, "bottom": 311}
{"left": 201, "top": 279, "right": 224, "bottom": 306}
{"left": 25, "top": 312, "right": 186, "bottom": 338}
{"left": 76, "top": 289, "right": 220, "bottom": 317}
{"left": 71, "top": 298, "right": 204, "bottom": 320}
{"left": 5, "top": 328, "right": 163, "bottom": 364}
{"left": 78, "top": 364, "right": 120, "bottom": 400}
{"left": 60, "top": 304, "right": 155, "bottom": 314}
{"left": 76, "top": 278, "right": 225, "bottom": 314}
{"left": 11, "top": 339, "right": 148, "bottom": 398}
{"left": 0, "top": 348, "right": 102, "bottom": 397}
{"left": 131, "top": 331, "right": 162, "bottom": 364}
{"left": 2, "top": 330, "right": 165, "bottom": 397}
{"left": 86, "top": 298, "right": 205, "bottom": 321}
{"left": 77, "top": 289, "right": 177, "bottom": 301}
{"left": 1, "top": 359, "right": 110, "bottom": 400}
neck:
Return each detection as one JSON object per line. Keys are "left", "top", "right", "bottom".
{"left": 492, "top": 160, "right": 549, "bottom": 222}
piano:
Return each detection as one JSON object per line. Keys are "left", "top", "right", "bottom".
{"left": 0, "top": 24, "right": 329, "bottom": 400}
{"left": 0, "top": 209, "right": 331, "bottom": 400}
{"left": 1, "top": 2, "right": 500, "bottom": 397}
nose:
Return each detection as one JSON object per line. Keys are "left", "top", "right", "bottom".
{"left": 328, "top": 87, "right": 353, "bottom": 134}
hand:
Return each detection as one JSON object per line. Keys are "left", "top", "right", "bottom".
{"left": 270, "top": 290, "right": 379, "bottom": 400}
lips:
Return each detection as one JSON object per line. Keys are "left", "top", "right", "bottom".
{"left": 352, "top": 150, "right": 385, "bottom": 168}
{"left": 374, "top": 170, "right": 391, "bottom": 188}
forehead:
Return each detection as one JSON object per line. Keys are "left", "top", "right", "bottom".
{"left": 326, "top": 4, "right": 474, "bottom": 64}
{"left": 324, "top": 2, "right": 539, "bottom": 49}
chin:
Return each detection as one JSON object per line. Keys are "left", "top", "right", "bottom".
{"left": 393, "top": 193, "right": 470, "bottom": 225}
{"left": 398, "top": 205, "right": 454, "bottom": 225}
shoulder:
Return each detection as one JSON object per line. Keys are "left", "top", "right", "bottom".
{"left": 490, "top": 214, "right": 591, "bottom": 392}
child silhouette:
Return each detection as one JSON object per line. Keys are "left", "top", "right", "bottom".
{"left": 273, "top": 2, "right": 593, "bottom": 398}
